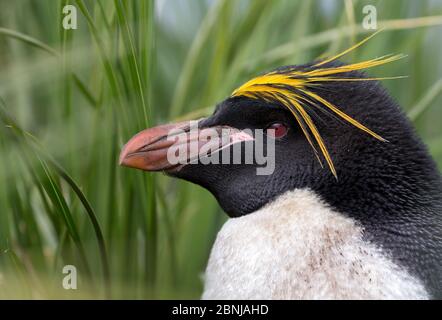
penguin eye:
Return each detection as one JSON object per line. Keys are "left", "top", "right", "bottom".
{"left": 266, "top": 123, "right": 288, "bottom": 138}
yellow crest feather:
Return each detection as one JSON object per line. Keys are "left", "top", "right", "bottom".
{"left": 231, "top": 31, "right": 404, "bottom": 178}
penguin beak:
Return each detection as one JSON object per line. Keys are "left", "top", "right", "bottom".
{"left": 119, "top": 120, "right": 254, "bottom": 172}
{"left": 119, "top": 121, "right": 189, "bottom": 172}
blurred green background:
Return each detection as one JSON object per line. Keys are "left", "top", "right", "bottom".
{"left": 0, "top": 0, "right": 442, "bottom": 299}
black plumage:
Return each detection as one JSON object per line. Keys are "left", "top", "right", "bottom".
{"left": 175, "top": 62, "right": 442, "bottom": 298}
{"left": 120, "top": 60, "right": 442, "bottom": 298}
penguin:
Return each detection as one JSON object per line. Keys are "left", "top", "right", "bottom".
{"left": 119, "top": 54, "right": 442, "bottom": 299}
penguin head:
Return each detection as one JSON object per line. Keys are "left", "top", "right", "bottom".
{"left": 119, "top": 59, "right": 440, "bottom": 218}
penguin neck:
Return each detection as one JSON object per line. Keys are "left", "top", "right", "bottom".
{"left": 316, "top": 172, "right": 442, "bottom": 298}
{"left": 202, "top": 188, "right": 429, "bottom": 299}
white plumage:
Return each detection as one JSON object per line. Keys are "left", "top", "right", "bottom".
{"left": 202, "top": 189, "right": 428, "bottom": 299}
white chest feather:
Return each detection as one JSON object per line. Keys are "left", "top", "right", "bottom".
{"left": 202, "top": 189, "right": 428, "bottom": 300}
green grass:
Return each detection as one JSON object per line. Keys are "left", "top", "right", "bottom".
{"left": 0, "top": 0, "right": 442, "bottom": 299}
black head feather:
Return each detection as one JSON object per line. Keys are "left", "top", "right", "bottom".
{"left": 172, "top": 61, "right": 442, "bottom": 297}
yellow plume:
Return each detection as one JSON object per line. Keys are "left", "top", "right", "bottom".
{"left": 231, "top": 31, "right": 404, "bottom": 178}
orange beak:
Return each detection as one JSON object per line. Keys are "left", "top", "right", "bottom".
{"left": 119, "top": 120, "right": 254, "bottom": 172}
{"left": 119, "top": 121, "right": 189, "bottom": 172}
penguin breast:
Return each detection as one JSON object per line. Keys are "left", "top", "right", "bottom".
{"left": 202, "top": 189, "right": 429, "bottom": 300}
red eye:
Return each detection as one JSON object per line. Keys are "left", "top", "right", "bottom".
{"left": 266, "top": 123, "right": 288, "bottom": 138}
